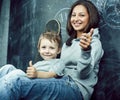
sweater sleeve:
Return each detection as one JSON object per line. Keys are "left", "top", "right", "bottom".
{"left": 77, "top": 49, "right": 92, "bottom": 79}
{"left": 77, "top": 29, "right": 104, "bottom": 79}
{"left": 49, "top": 59, "right": 65, "bottom": 76}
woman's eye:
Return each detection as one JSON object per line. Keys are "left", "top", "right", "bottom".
{"left": 71, "top": 14, "right": 76, "bottom": 17}
{"left": 80, "top": 14, "right": 85, "bottom": 17}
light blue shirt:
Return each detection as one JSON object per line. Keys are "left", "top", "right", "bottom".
{"left": 34, "top": 59, "right": 65, "bottom": 76}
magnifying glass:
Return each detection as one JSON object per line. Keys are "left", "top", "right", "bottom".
{"left": 45, "top": 19, "right": 61, "bottom": 35}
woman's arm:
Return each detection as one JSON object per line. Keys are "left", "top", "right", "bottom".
{"left": 78, "top": 28, "right": 103, "bottom": 79}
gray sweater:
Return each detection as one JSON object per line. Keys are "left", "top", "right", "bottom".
{"left": 34, "top": 59, "right": 64, "bottom": 76}
{"left": 60, "top": 28, "right": 104, "bottom": 100}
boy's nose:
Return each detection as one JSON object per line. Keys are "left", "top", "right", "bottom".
{"left": 45, "top": 48, "right": 50, "bottom": 53}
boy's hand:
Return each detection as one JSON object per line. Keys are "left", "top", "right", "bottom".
{"left": 80, "top": 28, "right": 94, "bottom": 50}
{"left": 26, "top": 60, "right": 38, "bottom": 78}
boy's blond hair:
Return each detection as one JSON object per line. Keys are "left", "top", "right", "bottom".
{"left": 37, "top": 31, "right": 61, "bottom": 50}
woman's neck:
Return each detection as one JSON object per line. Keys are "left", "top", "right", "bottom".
{"left": 77, "top": 31, "right": 83, "bottom": 38}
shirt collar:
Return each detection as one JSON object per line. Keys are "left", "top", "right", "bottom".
{"left": 74, "top": 38, "right": 80, "bottom": 41}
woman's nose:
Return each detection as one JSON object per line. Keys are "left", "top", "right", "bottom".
{"left": 75, "top": 15, "right": 80, "bottom": 20}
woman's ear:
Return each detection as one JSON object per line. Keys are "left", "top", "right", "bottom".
{"left": 38, "top": 49, "right": 40, "bottom": 53}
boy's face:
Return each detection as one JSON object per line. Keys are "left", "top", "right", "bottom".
{"left": 39, "top": 38, "right": 60, "bottom": 60}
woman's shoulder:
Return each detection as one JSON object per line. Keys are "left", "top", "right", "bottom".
{"left": 92, "top": 28, "right": 100, "bottom": 39}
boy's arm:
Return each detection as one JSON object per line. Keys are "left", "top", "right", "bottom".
{"left": 36, "top": 71, "right": 57, "bottom": 78}
{"left": 26, "top": 61, "right": 57, "bottom": 78}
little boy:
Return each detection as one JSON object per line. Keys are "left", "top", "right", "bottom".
{"left": 26, "top": 31, "right": 64, "bottom": 78}
{"left": 0, "top": 32, "right": 64, "bottom": 78}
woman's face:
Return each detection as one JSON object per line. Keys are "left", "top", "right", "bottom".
{"left": 70, "top": 5, "right": 89, "bottom": 32}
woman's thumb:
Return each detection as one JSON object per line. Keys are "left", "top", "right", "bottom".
{"left": 89, "top": 28, "right": 94, "bottom": 36}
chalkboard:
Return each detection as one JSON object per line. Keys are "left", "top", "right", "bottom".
{"left": 91, "top": 0, "right": 120, "bottom": 99}
{"left": 0, "top": 0, "right": 2, "bottom": 11}
{"left": 8, "top": 0, "right": 77, "bottom": 71}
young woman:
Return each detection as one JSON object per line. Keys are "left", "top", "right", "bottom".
{"left": 60, "top": 0, "right": 104, "bottom": 99}
{"left": 0, "top": 0, "right": 103, "bottom": 100}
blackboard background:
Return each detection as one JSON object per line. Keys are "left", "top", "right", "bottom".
{"left": 8, "top": 0, "right": 77, "bottom": 71}
{"left": 7, "top": 0, "right": 120, "bottom": 99}
{"left": 91, "top": 0, "right": 120, "bottom": 99}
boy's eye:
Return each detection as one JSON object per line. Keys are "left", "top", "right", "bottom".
{"left": 50, "top": 47, "right": 55, "bottom": 49}
{"left": 41, "top": 46, "right": 46, "bottom": 49}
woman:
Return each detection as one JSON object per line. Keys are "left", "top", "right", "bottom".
{"left": 0, "top": 0, "right": 103, "bottom": 100}
{"left": 60, "top": 0, "right": 104, "bottom": 99}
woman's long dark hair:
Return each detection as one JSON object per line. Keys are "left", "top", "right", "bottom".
{"left": 66, "top": 0, "right": 100, "bottom": 46}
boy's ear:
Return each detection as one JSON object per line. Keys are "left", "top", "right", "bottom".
{"left": 57, "top": 48, "right": 61, "bottom": 54}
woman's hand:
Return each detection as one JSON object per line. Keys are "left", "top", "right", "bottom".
{"left": 80, "top": 28, "right": 94, "bottom": 50}
{"left": 26, "top": 61, "right": 38, "bottom": 78}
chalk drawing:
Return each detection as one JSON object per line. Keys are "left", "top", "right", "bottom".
{"left": 54, "top": 8, "right": 70, "bottom": 30}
